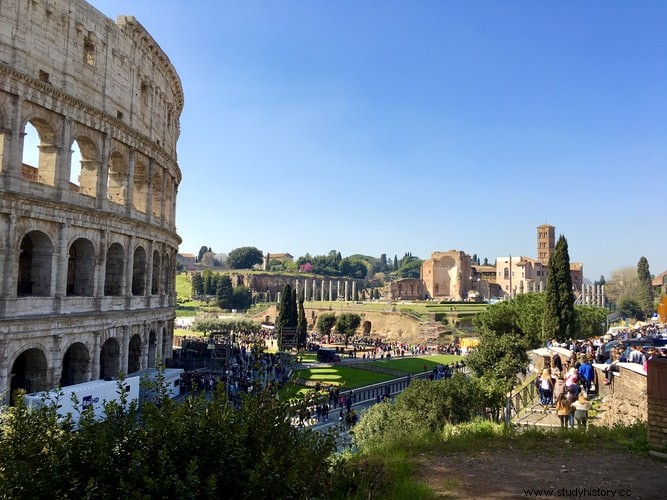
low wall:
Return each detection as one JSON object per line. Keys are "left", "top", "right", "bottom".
{"left": 647, "top": 357, "right": 667, "bottom": 453}
{"left": 593, "top": 362, "right": 647, "bottom": 427}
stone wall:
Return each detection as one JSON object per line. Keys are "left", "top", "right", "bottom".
{"left": 420, "top": 250, "right": 472, "bottom": 301}
{"left": 594, "top": 362, "right": 647, "bottom": 427}
{"left": 0, "top": 0, "right": 182, "bottom": 402}
{"left": 647, "top": 358, "right": 667, "bottom": 452}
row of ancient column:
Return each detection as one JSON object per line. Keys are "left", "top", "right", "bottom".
{"left": 279, "top": 279, "right": 359, "bottom": 302}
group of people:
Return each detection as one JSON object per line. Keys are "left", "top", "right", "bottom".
{"left": 537, "top": 353, "right": 594, "bottom": 429}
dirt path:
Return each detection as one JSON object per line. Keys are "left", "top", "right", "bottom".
{"left": 416, "top": 447, "right": 667, "bottom": 499}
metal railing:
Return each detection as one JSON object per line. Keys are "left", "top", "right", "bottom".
{"left": 504, "top": 372, "right": 538, "bottom": 427}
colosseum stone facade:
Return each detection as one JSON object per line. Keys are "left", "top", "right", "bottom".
{"left": 0, "top": 0, "right": 183, "bottom": 403}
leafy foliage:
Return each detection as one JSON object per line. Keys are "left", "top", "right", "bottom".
{"left": 316, "top": 312, "right": 337, "bottom": 341}
{"left": 473, "top": 293, "right": 545, "bottom": 348}
{"left": 215, "top": 274, "right": 233, "bottom": 310}
{"left": 192, "top": 318, "right": 260, "bottom": 334}
{"left": 466, "top": 330, "right": 529, "bottom": 391}
{"left": 227, "top": 246, "right": 264, "bottom": 270}
{"left": 335, "top": 313, "right": 361, "bottom": 345}
{"left": 353, "top": 374, "right": 491, "bottom": 448}
{"left": 0, "top": 384, "right": 337, "bottom": 499}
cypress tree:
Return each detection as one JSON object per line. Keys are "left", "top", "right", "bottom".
{"left": 216, "top": 275, "right": 233, "bottom": 310}
{"left": 276, "top": 284, "right": 294, "bottom": 334}
{"left": 543, "top": 235, "right": 575, "bottom": 342}
{"left": 297, "top": 297, "right": 307, "bottom": 349}
{"left": 637, "top": 256, "right": 654, "bottom": 319}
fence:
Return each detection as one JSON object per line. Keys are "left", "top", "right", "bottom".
{"left": 504, "top": 371, "right": 538, "bottom": 427}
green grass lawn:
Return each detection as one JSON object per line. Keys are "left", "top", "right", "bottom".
{"left": 292, "top": 365, "right": 396, "bottom": 389}
{"left": 368, "top": 354, "right": 462, "bottom": 373}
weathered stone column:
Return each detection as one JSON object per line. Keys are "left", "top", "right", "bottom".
{"left": 54, "top": 221, "right": 69, "bottom": 306}
{"left": 337, "top": 281, "right": 340, "bottom": 300}
{"left": 344, "top": 281, "right": 349, "bottom": 301}
{"left": 352, "top": 281, "right": 356, "bottom": 300}
{"left": 96, "top": 132, "right": 111, "bottom": 209}
{"left": 328, "top": 280, "right": 332, "bottom": 301}
{"left": 303, "top": 279, "right": 308, "bottom": 301}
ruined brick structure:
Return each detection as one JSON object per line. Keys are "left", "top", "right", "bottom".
{"left": 0, "top": 0, "right": 182, "bottom": 402}
{"left": 420, "top": 250, "right": 472, "bottom": 301}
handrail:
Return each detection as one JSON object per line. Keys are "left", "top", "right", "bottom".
{"left": 504, "top": 372, "right": 539, "bottom": 427}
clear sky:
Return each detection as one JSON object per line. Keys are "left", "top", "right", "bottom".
{"left": 90, "top": 1, "right": 667, "bottom": 282}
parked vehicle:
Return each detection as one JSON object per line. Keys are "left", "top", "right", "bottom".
{"left": 316, "top": 347, "right": 341, "bottom": 363}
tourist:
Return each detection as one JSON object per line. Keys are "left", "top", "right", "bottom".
{"left": 572, "top": 393, "right": 592, "bottom": 429}
{"left": 556, "top": 392, "right": 571, "bottom": 429}
{"left": 539, "top": 368, "right": 554, "bottom": 406}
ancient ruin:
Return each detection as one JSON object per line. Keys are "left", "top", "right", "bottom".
{"left": 0, "top": 0, "right": 183, "bottom": 402}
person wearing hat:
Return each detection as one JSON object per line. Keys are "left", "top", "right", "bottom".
{"left": 571, "top": 393, "right": 592, "bottom": 429}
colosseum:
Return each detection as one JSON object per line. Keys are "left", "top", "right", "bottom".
{"left": 0, "top": 0, "right": 183, "bottom": 403}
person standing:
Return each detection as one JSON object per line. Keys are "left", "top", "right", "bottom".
{"left": 572, "top": 393, "right": 592, "bottom": 429}
{"left": 556, "top": 393, "right": 571, "bottom": 429}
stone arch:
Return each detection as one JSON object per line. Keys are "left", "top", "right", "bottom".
{"left": 0, "top": 107, "right": 7, "bottom": 175}
{"left": 151, "top": 167, "right": 163, "bottom": 218}
{"left": 128, "top": 334, "right": 142, "bottom": 373}
{"left": 17, "top": 230, "right": 53, "bottom": 296}
{"left": 66, "top": 238, "right": 95, "bottom": 296}
{"left": 132, "top": 246, "right": 147, "bottom": 295}
{"left": 148, "top": 330, "right": 157, "bottom": 368}
{"left": 162, "top": 252, "right": 171, "bottom": 294}
{"left": 104, "top": 242, "right": 124, "bottom": 296}
{"left": 70, "top": 135, "right": 99, "bottom": 198}
{"left": 99, "top": 338, "right": 120, "bottom": 380}
{"left": 133, "top": 159, "right": 148, "bottom": 212}
{"left": 107, "top": 151, "right": 127, "bottom": 205}
{"left": 151, "top": 249, "right": 160, "bottom": 294}
{"left": 9, "top": 347, "right": 49, "bottom": 404}
{"left": 61, "top": 342, "right": 91, "bottom": 386}
{"left": 21, "top": 117, "right": 58, "bottom": 186}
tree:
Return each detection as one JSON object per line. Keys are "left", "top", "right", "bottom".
{"left": 395, "top": 258, "right": 423, "bottom": 279}
{"left": 227, "top": 246, "right": 264, "bottom": 270}
{"left": 335, "top": 313, "right": 361, "bottom": 346}
{"left": 276, "top": 285, "right": 296, "bottom": 334}
{"left": 231, "top": 285, "right": 252, "bottom": 311}
{"left": 197, "top": 245, "right": 209, "bottom": 262}
{"left": 474, "top": 293, "right": 545, "bottom": 348}
{"left": 605, "top": 267, "right": 640, "bottom": 308}
{"left": 483, "top": 257, "right": 489, "bottom": 266}
{"left": 316, "top": 313, "right": 337, "bottom": 343}
{"left": 620, "top": 297, "right": 644, "bottom": 321}
{"left": 216, "top": 275, "right": 233, "bottom": 310}
{"left": 637, "top": 256, "right": 654, "bottom": 318}
{"left": 467, "top": 330, "right": 530, "bottom": 392}
{"left": 190, "top": 273, "right": 204, "bottom": 296}
{"left": 543, "top": 235, "right": 575, "bottom": 342}
{"left": 297, "top": 297, "right": 307, "bottom": 348}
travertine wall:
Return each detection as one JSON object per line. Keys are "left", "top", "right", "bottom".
{"left": 420, "top": 250, "right": 472, "bottom": 301}
{"left": 0, "top": 0, "right": 182, "bottom": 402}
{"left": 594, "top": 363, "right": 647, "bottom": 427}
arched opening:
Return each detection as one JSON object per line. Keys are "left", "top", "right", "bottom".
{"left": 151, "top": 168, "right": 162, "bottom": 218}
{"left": 104, "top": 243, "right": 124, "bottom": 296}
{"left": 107, "top": 152, "right": 127, "bottom": 205}
{"left": 21, "top": 119, "right": 57, "bottom": 186}
{"left": 99, "top": 338, "right": 120, "bottom": 380}
{"left": 10, "top": 348, "right": 49, "bottom": 404}
{"left": 17, "top": 230, "right": 53, "bottom": 296}
{"left": 148, "top": 330, "right": 157, "bottom": 368}
{"left": 133, "top": 160, "right": 148, "bottom": 212}
{"left": 61, "top": 342, "right": 91, "bottom": 386}
{"left": 132, "top": 246, "right": 146, "bottom": 295}
{"left": 69, "top": 140, "right": 82, "bottom": 191}
{"left": 162, "top": 253, "right": 172, "bottom": 295}
{"left": 151, "top": 249, "right": 160, "bottom": 294}
{"left": 128, "top": 334, "right": 142, "bottom": 374}
{"left": 72, "top": 136, "right": 99, "bottom": 198}
{"left": 67, "top": 238, "right": 95, "bottom": 296}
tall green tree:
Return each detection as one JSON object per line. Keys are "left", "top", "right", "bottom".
{"left": 216, "top": 275, "right": 233, "bottom": 310}
{"left": 543, "top": 235, "right": 575, "bottom": 342}
{"left": 297, "top": 297, "right": 307, "bottom": 348}
{"left": 637, "top": 256, "right": 654, "bottom": 318}
{"left": 227, "top": 246, "right": 264, "bottom": 269}
{"left": 276, "top": 285, "right": 296, "bottom": 334}
{"left": 190, "top": 273, "right": 204, "bottom": 296}
{"left": 197, "top": 245, "right": 209, "bottom": 262}
{"left": 231, "top": 285, "right": 252, "bottom": 311}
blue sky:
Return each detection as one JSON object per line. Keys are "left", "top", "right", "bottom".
{"left": 90, "top": 1, "right": 667, "bottom": 281}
